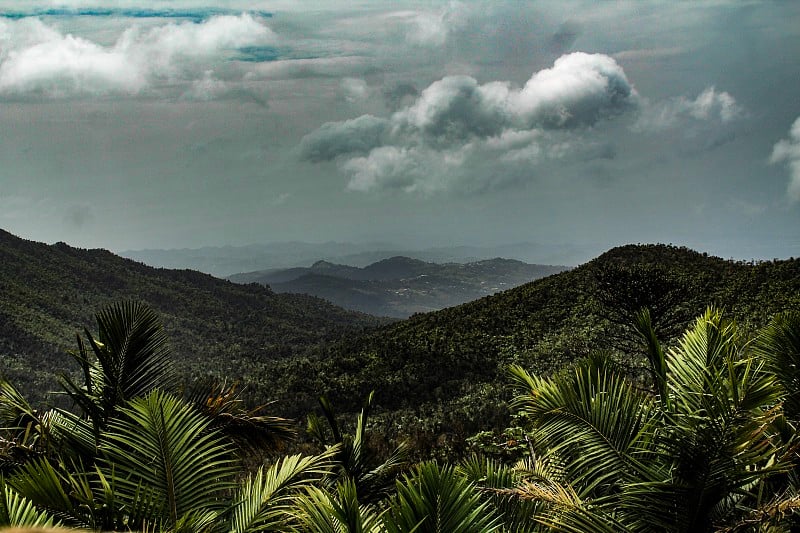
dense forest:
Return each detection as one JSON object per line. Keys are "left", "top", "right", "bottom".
{"left": 2, "top": 229, "right": 800, "bottom": 459}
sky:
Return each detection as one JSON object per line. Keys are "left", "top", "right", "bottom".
{"left": 1, "top": 1, "right": 799, "bottom": 260}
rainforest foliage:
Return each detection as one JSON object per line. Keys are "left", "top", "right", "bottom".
{"left": 1, "top": 301, "right": 800, "bottom": 531}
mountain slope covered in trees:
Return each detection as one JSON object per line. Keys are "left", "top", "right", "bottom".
{"left": 272, "top": 245, "right": 800, "bottom": 454}
{"left": 3, "top": 229, "right": 800, "bottom": 458}
{"left": 0, "top": 229, "right": 383, "bottom": 406}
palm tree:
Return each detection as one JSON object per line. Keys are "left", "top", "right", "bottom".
{"left": 507, "top": 308, "right": 800, "bottom": 532}
{"left": 308, "top": 392, "right": 409, "bottom": 504}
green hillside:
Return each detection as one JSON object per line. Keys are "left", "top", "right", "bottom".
{"left": 0, "top": 229, "right": 384, "bottom": 406}
{"left": 3, "top": 230, "right": 799, "bottom": 458}
{"left": 274, "top": 244, "right": 800, "bottom": 455}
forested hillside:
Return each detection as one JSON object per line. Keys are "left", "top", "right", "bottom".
{"left": 3, "top": 229, "right": 799, "bottom": 458}
{"left": 0, "top": 229, "right": 383, "bottom": 406}
{"left": 264, "top": 244, "right": 800, "bottom": 455}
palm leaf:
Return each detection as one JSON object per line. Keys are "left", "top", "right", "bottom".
{"left": 227, "top": 447, "right": 338, "bottom": 533}
{"left": 385, "top": 462, "right": 502, "bottom": 533}
{"left": 62, "top": 301, "right": 176, "bottom": 428}
{"left": 752, "top": 310, "right": 800, "bottom": 420}
{"left": 0, "top": 478, "right": 58, "bottom": 528}
{"left": 99, "top": 389, "right": 235, "bottom": 528}
{"left": 510, "top": 356, "right": 655, "bottom": 496}
{"left": 293, "top": 479, "right": 386, "bottom": 533}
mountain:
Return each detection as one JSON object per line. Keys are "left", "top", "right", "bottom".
{"left": 228, "top": 256, "right": 569, "bottom": 317}
{"left": 274, "top": 245, "right": 800, "bottom": 454}
{"left": 0, "top": 228, "right": 383, "bottom": 407}
{"left": 6, "top": 232, "right": 800, "bottom": 457}
{"left": 121, "top": 241, "right": 597, "bottom": 277}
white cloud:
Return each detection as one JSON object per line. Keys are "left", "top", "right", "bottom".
{"left": 0, "top": 19, "right": 143, "bottom": 95}
{"left": 769, "top": 117, "right": 800, "bottom": 202}
{"left": 634, "top": 86, "right": 742, "bottom": 132}
{"left": 339, "top": 77, "right": 370, "bottom": 103}
{"left": 511, "top": 52, "right": 637, "bottom": 128}
{"left": 300, "top": 52, "right": 637, "bottom": 193}
{"left": 0, "top": 14, "right": 275, "bottom": 97}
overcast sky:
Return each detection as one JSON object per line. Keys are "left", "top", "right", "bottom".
{"left": 1, "top": 1, "right": 799, "bottom": 259}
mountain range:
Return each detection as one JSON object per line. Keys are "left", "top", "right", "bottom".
{"left": 3, "top": 228, "right": 800, "bottom": 456}
{"left": 228, "top": 256, "right": 568, "bottom": 317}
{"left": 121, "top": 241, "right": 598, "bottom": 277}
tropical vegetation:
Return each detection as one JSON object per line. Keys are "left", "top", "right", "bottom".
{"left": 1, "top": 295, "right": 799, "bottom": 531}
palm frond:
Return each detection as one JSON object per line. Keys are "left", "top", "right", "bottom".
{"left": 510, "top": 356, "right": 655, "bottom": 496}
{"left": 385, "top": 462, "right": 502, "bottom": 533}
{"left": 99, "top": 389, "right": 235, "bottom": 528}
{"left": 62, "top": 301, "right": 176, "bottom": 428}
{"left": 0, "top": 478, "right": 58, "bottom": 528}
{"left": 292, "top": 479, "right": 386, "bottom": 533}
{"left": 227, "top": 447, "right": 338, "bottom": 533}
{"left": 753, "top": 310, "right": 800, "bottom": 420}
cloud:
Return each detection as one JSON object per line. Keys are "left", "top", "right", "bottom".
{"left": 634, "top": 86, "right": 742, "bottom": 132}
{"left": 299, "top": 52, "right": 637, "bottom": 193}
{"left": 299, "top": 115, "right": 391, "bottom": 163}
{"left": 393, "top": 2, "right": 467, "bottom": 47}
{"left": 383, "top": 81, "right": 418, "bottom": 110}
{"left": 0, "top": 14, "right": 275, "bottom": 97}
{"left": 338, "top": 77, "right": 370, "bottom": 103}
{"left": 769, "top": 117, "right": 800, "bottom": 202}
{"left": 245, "top": 56, "right": 371, "bottom": 80}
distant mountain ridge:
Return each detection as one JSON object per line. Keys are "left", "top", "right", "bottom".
{"left": 121, "top": 241, "right": 597, "bottom": 277}
{"left": 228, "top": 256, "right": 569, "bottom": 317}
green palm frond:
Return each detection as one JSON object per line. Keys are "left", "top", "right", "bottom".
{"left": 459, "top": 454, "right": 542, "bottom": 532}
{"left": 310, "top": 393, "right": 409, "bottom": 504}
{"left": 624, "top": 308, "right": 788, "bottom": 531}
{"left": 293, "top": 479, "right": 386, "bottom": 533}
{"left": 39, "top": 410, "right": 97, "bottom": 463}
{"left": 61, "top": 301, "right": 176, "bottom": 429}
{"left": 0, "top": 478, "right": 58, "bottom": 528}
{"left": 6, "top": 457, "right": 74, "bottom": 517}
{"left": 227, "top": 447, "right": 338, "bottom": 533}
{"left": 510, "top": 355, "right": 655, "bottom": 496}
{"left": 753, "top": 310, "right": 800, "bottom": 420}
{"left": 99, "top": 389, "right": 235, "bottom": 528}
{"left": 385, "top": 462, "right": 501, "bottom": 533}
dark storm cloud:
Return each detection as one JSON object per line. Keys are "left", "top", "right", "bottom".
{"left": 383, "top": 82, "right": 419, "bottom": 110}
{"left": 299, "top": 115, "right": 390, "bottom": 162}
